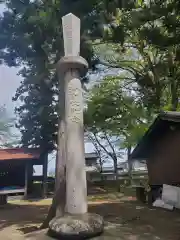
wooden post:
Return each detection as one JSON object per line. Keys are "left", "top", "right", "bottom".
{"left": 136, "top": 187, "right": 146, "bottom": 203}
{"left": 0, "top": 195, "right": 7, "bottom": 205}
{"left": 127, "top": 146, "right": 132, "bottom": 185}
{"left": 24, "top": 162, "right": 28, "bottom": 199}
{"left": 27, "top": 163, "right": 34, "bottom": 196}
{"left": 42, "top": 153, "right": 48, "bottom": 198}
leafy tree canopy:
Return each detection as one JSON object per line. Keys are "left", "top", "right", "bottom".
{"left": 84, "top": 76, "right": 152, "bottom": 149}
{"left": 0, "top": 0, "right": 100, "bottom": 152}
{"left": 92, "top": 0, "right": 180, "bottom": 112}
{"left": 1, "top": 0, "right": 180, "bottom": 154}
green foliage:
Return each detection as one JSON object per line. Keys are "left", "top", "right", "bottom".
{"left": 83, "top": 0, "right": 180, "bottom": 155}
{"left": 91, "top": 0, "right": 180, "bottom": 112}
{"left": 1, "top": 0, "right": 180, "bottom": 157}
{"left": 0, "top": 0, "right": 99, "bottom": 152}
{"left": 85, "top": 76, "right": 151, "bottom": 148}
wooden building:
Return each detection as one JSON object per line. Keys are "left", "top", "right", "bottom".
{"left": 85, "top": 152, "right": 98, "bottom": 167}
{"left": 130, "top": 111, "right": 180, "bottom": 185}
{"left": 0, "top": 148, "right": 48, "bottom": 204}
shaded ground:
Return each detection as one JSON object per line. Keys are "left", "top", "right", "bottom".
{"left": 1, "top": 192, "right": 180, "bottom": 239}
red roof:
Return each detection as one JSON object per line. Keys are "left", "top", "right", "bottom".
{"left": 0, "top": 148, "right": 41, "bottom": 161}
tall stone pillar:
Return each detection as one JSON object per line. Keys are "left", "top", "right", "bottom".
{"left": 63, "top": 62, "right": 88, "bottom": 214}
{"left": 48, "top": 13, "right": 104, "bottom": 239}
{"left": 60, "top": 13, "right": 89, "bottom": 215}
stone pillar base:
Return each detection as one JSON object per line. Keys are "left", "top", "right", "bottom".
{"left": 48, "top": 213, "right": 104, "bottom": 239}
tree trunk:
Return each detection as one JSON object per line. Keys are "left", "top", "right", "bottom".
{"left": 113, "top": 157, "right": 118, "bottom": 180}
{"left": 127, "top": 146, "right": 132, "bottom": 184}
{"left": 40, "top": 191, "right": 56, "bottom": 229}
{"left": 170, "top": 79, "right": 178, "bottom": 111}
{"left": 113, "top": 156, "right": 119, "bottom": 191}
{"left": 40, "top": 173, "right": 66, "bottom": 228}
{"left": 40, "top": 72, "right": 66, "bottom": 229}
{"left": 42, "top": 153, "right": 48, "bottom": 198}
{"left": 40, "top": 148, "right": 66, "bottom": 229}
{"left": 167, "top": 54, "right": 178, "bottom": 111}
{"left": 99, "top": 157, "right": 103, "bottom": 173}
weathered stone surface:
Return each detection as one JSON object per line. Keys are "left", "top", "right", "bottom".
{"left": 60, "top": 13, "right": 89, "bottom": 216}
{"left": 57, "top": 56, "right": 88, "bottom": 77}
{"left": 48, "top": 213, "right": 104, "bottom": 239}
{"left": 62, "top": 13, "right": 80, "bottom": 57}
{"left": 25, "top": 221, "right": 161, "bottom": 240}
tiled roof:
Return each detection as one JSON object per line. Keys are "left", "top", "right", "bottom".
{"left": 0, "top": 148, "right": 40, "bottom": 161}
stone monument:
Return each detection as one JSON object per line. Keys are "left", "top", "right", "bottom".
{"left": 48, "top": 13, "right": 104, "bottom": 239}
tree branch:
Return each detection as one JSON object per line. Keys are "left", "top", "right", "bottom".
{"left": 92, "top": 131, "right": 114, "bottom": 160}
{"left": 103, "top": 132, "right": 117, "bottom": 159}
{"left": 86, "top": 132, "right": 104, "bottom": 171}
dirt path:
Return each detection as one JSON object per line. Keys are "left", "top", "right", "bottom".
{"left": 0, "top": 196, "right": 180, "bottom": 239}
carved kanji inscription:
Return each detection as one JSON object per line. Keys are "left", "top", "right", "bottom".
{"left": 67, "top": 83, "right": 82, "bottom": 123}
